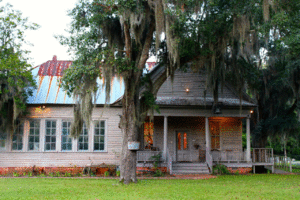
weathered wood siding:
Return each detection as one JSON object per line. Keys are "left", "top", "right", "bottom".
{"left": 0, "top": 106, "right": 123, "bottom": 167}
{"left": 157, "top": 69, "right": 238, "bottom": 99}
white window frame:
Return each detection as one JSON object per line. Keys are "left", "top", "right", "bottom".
{"left": 61, "top": 121, "right": 73, "bottom": 151}
{"left": 28, "top": 120, "right": 41, "bottom": 152}
{"left": 0, "top": 132, "right": 7, "bottom": 152}
{"left": 11, "top": 123, "right": 24, "bottom": 151}
{"left": 78, "top": 122, "right": 89, "bottom": 151}
{"left": 44, "top": 120, "right": 57, "bottom": 151}
{"left": 93, "top": 120, "right": 107, "bottom": 152}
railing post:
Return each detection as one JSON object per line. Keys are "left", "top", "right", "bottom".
{"left": 289, "top": 157, "right": 292, "bottom": 172}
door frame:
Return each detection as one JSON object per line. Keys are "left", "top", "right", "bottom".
{"left": 174, "top": 130, "right": 190, "bottom": 162}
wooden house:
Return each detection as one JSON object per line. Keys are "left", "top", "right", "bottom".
{"left": 0, "top": 56, "right": 274, "bottom": 174}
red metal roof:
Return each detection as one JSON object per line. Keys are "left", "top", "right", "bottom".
{"left": 38, "top": 55, "right": 72, "bottom": 76}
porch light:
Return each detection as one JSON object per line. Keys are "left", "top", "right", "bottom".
{"left": 185, "top": 88, "right": 189, "bottom": 93}
{"left": 214, "top": 106, "right": 222, "bottom": 114}
{"left": 250, "top": 110, "right": 254, "bottom": 114}
{"left": 41, "top": 105, "right": 46, "bottom": 110}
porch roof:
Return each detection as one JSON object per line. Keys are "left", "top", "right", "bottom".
{"left": 155, "top": 97, "right": 256, "bottom": 107}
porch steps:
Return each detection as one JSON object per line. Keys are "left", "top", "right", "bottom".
{"left": 172, "top": 162, "right": 210, "bottom": 174}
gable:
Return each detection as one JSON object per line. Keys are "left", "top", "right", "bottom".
{"left": 156, "top": 68, "right": 255, "bottom": 107}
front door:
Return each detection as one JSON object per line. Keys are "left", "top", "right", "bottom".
{"left": 176, "top": 131, "right": 190, "bottom": 162}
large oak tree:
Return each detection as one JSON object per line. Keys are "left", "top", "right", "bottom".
{"left": 58, "top": 0, "right": 300, "bottom": 183}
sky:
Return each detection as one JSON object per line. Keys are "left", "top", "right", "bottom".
{"left": 2, "top": 0, "right": 78, "bottom": 67}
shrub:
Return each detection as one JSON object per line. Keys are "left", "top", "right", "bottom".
{"left": 104, "top": 171, "right": 110, "bottom": 177}
{"left": 214, "top": 164, "right": 230, "bottom": 175}
{"left": 116, "top": 171, "right": 120, "bottom": 177}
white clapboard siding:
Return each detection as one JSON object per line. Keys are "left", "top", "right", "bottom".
{"left": 0, "top": 106, "right": 123, "bottom": 167}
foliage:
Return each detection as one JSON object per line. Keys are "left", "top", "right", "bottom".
{"left": 150, "top": 153, "right": 161, "bottom": 170}
{"left": 0, "top": 1, "right": 38, "bottom": 134}
{"left": 104, "top": 171, "right": 110, "bottom": 177}
{"left": 213, "top": 164, "right": 230, "bottom": 175}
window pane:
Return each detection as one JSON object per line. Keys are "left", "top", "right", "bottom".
{"left": 84, "top": 137, "right": 88, "bottom": 143}
{"left": 183, "top": 133, "right": 187, "bottom": 150}
{"left": 45, "top": 143, "right": 50, "bottom": 150}
{"left": 46, "top": 121, "right": 51, "bottom": 128}
{"left": 177, "top": 133, "right": 181, "bottom": 150}
{"left": 34, "top": 143, "right": 39, "bottom": 150}
{"left": 62, "top": 144, "right": 66, "bottom": 150}
{"left": 35, "top": 136, "right": 39, "bottom": 143}
{"left": 94, "top": 143, "right": 99, "bottom": 150}
{"left": 100, "top": 144, "right": 104, "bottom": 150}
{"left": 84, "top": 143, "right": 88, "bottom": 150}
{"left": 100, "top": 129, "right": 105, "bottom": 135}
{"left": 29, "top": 143, "right": 33, "bottom": 150}
{"left": 100, "top": 136, "right": 104, "bottom": 143}
{"left": 51, "top": 143, "right": 55, "bottom": 150}
{"left": 100, "top": 121, "right": 105, "bottom": 128}
{"left": 67, "top": 143, "right": 72, "bottom": 150}
{"left": 46, "top": 136, "right": 50, "bottom": 143}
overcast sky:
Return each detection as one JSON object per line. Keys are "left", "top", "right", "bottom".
{"left": 2, "top": 0, "right": 78, "bottom": 67}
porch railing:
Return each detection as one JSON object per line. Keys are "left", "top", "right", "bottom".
{"left": 274, "top": 156, "right": 292, "bottom": 172}
{"left": 137, "top": 151, "right": 161, "bottom": 163}
{"left": 252, "top": 148, "right": 273, "bottom": 163}
{"left": 212, "top": 150, "right": 247, "bottom": 162}
{"left": 206, "top": 147, "right": 213, "bottom": 172}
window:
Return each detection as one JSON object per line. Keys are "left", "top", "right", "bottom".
{"left": 12, "top": 123, "right": 24, "bottom": 150}
{"left": 62, "top": 121, "right": 72, "bottom": 151}
{"left": 94, "top": 121, "right": 105, "bottom": 151}
{"left": 177, "top": 132, "right": 188, "bottom": 150}
{"left": 0, "top": 133, "right": 6, "bottom": 151}
{"left": 78, "top": 123, "right": 88, "bottom": 151}
{"left": 144, "top": 122, "right": 153, "bottom": 149}
{"left": 45, "top": 120, "right": 56, "bottom": 151}
{"left": 28, "top": 120, "right": 40, "bottom": 151}
{"left": 210, "top": 121, "right": 220, "bottom": 150}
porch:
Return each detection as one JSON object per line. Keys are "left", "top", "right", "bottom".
{"left": 137, "top": 148, "right": 274, "bottom": 173}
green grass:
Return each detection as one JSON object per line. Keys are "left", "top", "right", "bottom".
{"left": 0, "top": 175, "right": 300, "bottom": 199}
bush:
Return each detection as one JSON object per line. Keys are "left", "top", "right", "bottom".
{"left": 213, "top": 164, "right": 230, "bottom": 175}
{"left": 104, "top": 171, "right": 110, "bottom": 177}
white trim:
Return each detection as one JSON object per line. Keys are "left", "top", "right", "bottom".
{"left": 61, "top": 120, "right": 73, "bottom": 152}
{"left": 44, "top": 119, "right": 57, "bottom": 152}
{"left": 26, "top": 119, "right": 42, "bottom": 152}
{"left": 57, "top": 119, "right": 62, "bottom": 152}
{"left": 92, "top": 119, "right": 108, "bottom": 152}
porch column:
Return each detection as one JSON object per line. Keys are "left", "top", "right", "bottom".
{"left": 205, "top": 117, "right": 210, "bottom": 152}
{"left": 246, "top": 117, "right": 251, "bottom": 162}
{"left": 163, "top": 116, "right": 168, "bottom": 161}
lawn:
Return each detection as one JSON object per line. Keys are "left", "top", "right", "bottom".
{"left": 0, "top": 175, "right": 299, "bottom": 200}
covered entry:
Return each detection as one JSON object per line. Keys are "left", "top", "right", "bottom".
{"left": 176, "top": 131, "right": 200, "bottom": 162}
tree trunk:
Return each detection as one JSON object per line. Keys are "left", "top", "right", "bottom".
{"left": 119, "top": 77, "right": 139, "bottom": 184}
